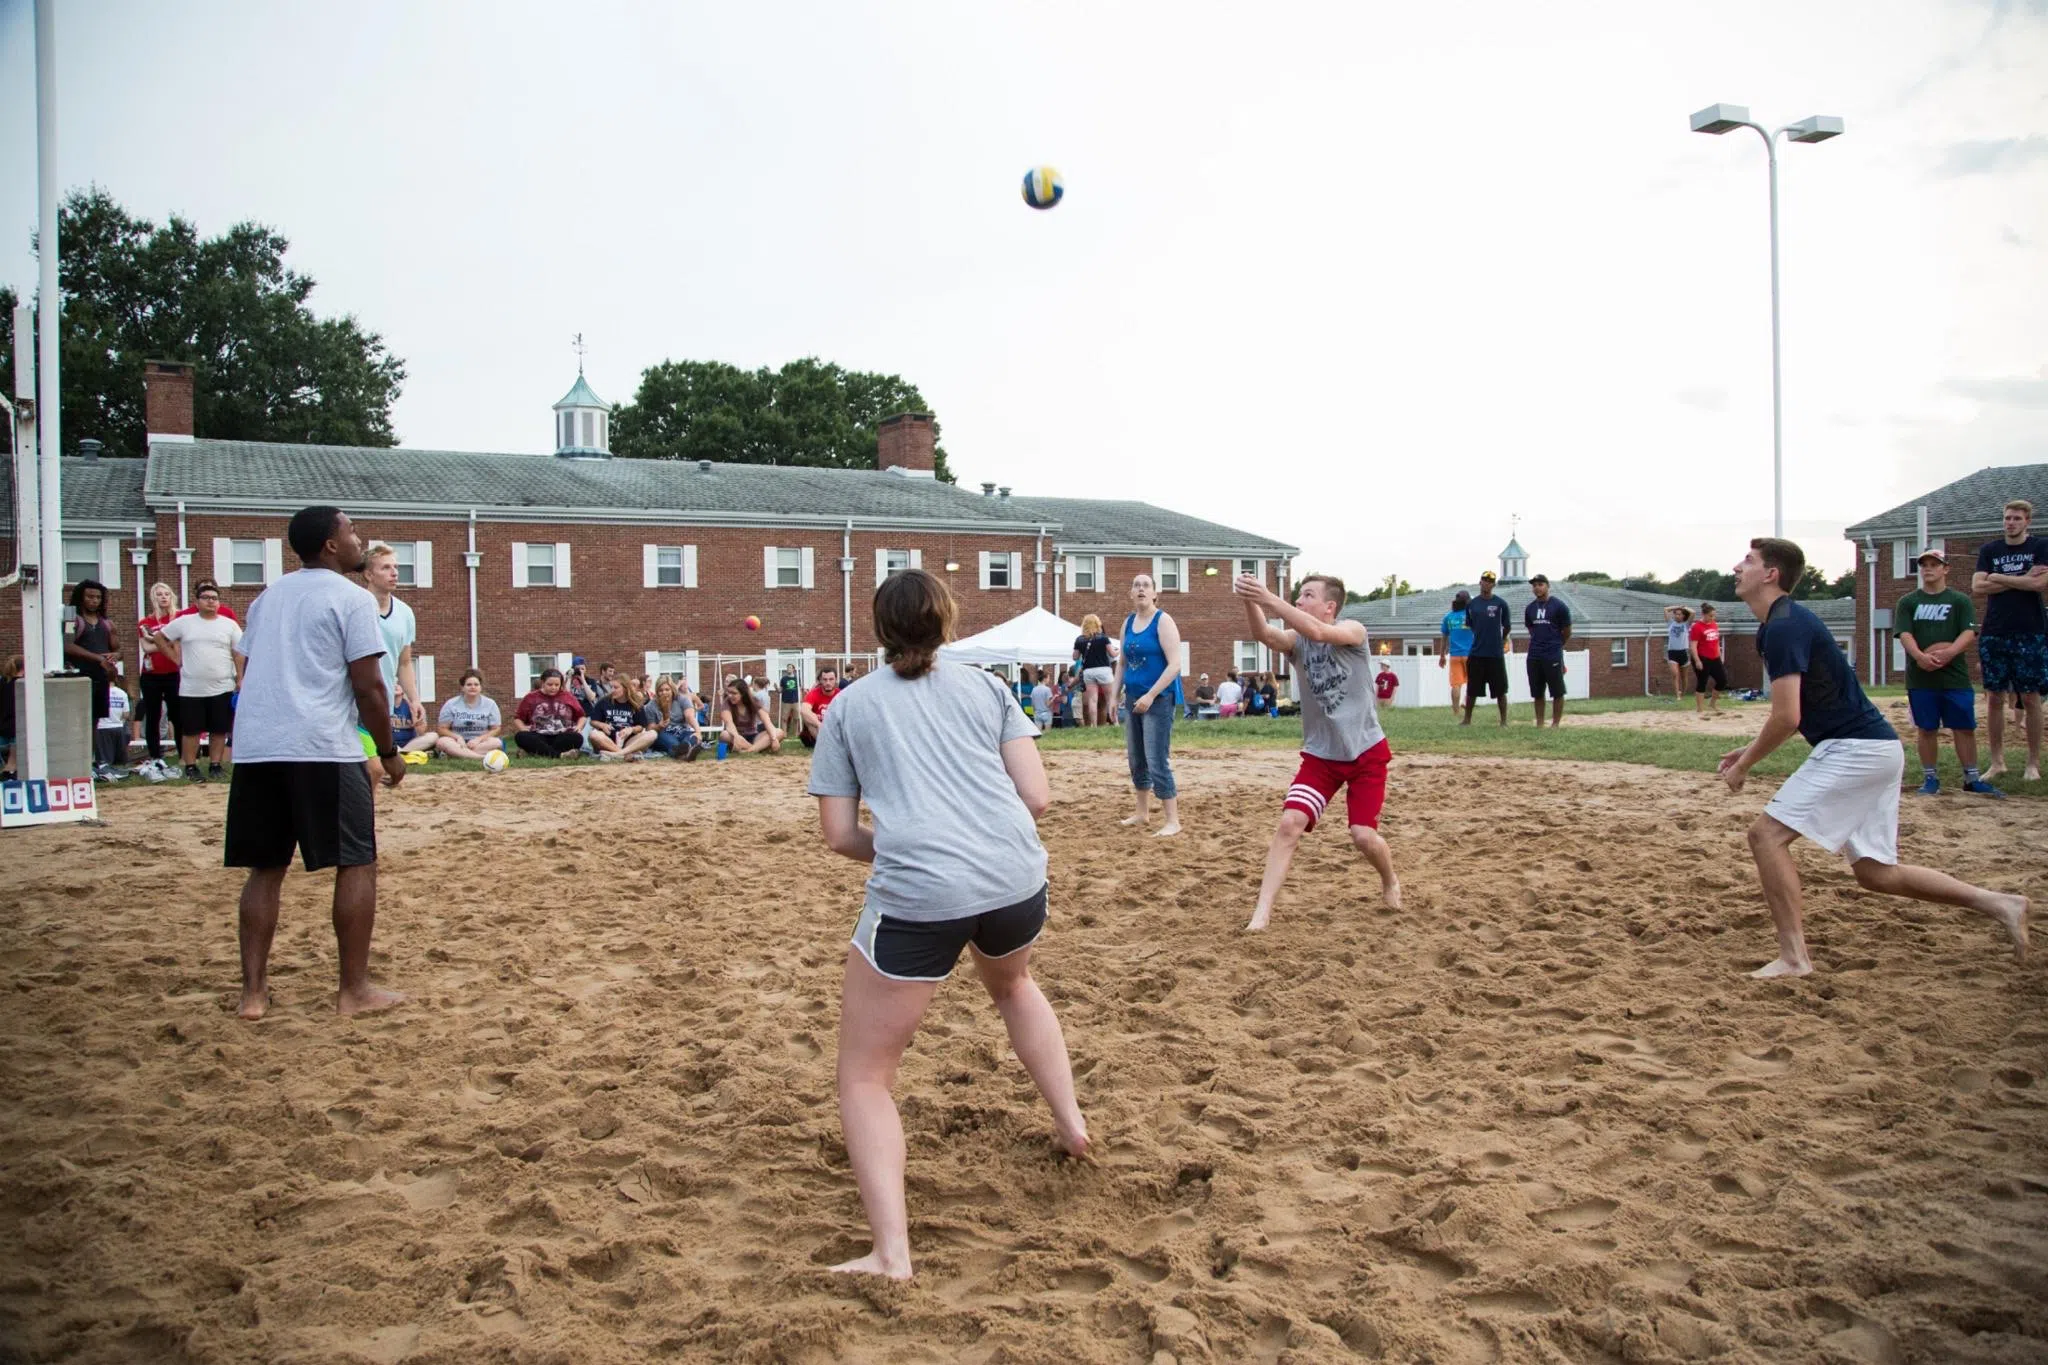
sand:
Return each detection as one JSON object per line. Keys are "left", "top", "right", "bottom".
{"left": 2, "top": 748, "right": 2046, "bottom": 1364}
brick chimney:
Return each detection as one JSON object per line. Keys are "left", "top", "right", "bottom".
{"left": 144, "top": 360, "right": 196, "bottom": 444}
{"left": 876, "top": 412, "right": 936, "bottom": 478}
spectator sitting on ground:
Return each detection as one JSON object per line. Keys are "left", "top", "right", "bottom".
{"left": 1267, "top": 675, "right": 1293, "bottom": 715}
{"left": 1192, "top": 673, "right": 1217, "bottom": 717}
{"left": 1244, "top": 671, "right": 1269, "bottom": 716}
{"left": 512, "top": 668, "right": 587, "bottom": 758}
{"left": 390, "top": 685, "right": 437, "bottom": 753}
{"left": 798, "top": 666, "right": 842, "bottom": 749}
{"left": 649, "top": 677, "right": 704, "bottom": 760}
{"left": 434, "top": 669, "right": 504, "bottom": 759}
{"left": 589, "top": 677, "right": 657, "bottom": 759}
{"left": 1216, "top": 672, "right": 1244, "bottom": 717}
{"left": 721, "top": 678, "right": 783, "bottom": 753}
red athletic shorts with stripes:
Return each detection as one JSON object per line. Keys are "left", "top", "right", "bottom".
{"left": 1283, "top": 739, "right": 1392, "bottom": 831}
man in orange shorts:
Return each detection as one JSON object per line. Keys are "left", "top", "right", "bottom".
{"left": 1235, "top": 571, "right": 1400, "bottom": 931}
{"left": 1438, "top": 590, "right": 1473, "bottom": 710}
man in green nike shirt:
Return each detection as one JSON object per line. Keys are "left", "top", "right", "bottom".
{"left": 1898, "top": 549, "right": 2000, "bottom": 797}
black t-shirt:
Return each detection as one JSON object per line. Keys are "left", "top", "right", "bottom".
{"left": 1757, "top": 597, "right": 1895, "bottom": 745}
{"left": 592, "top": 698, "right": 641, "bottom": 732}
{"left": 1466, "top": 594, "right": 1511, "bottom": 657}
{"left": 1522, "top": 597, "right": 1571, "bottom": 661}
{"left": 1076, "top": 634, "right": 1113, "bottom": 670}
{"left": 1976, "top": 535, "right": 2047, "bottom": 637}
{"left": 779, "top": 673, "right": 800, "bottom": 702}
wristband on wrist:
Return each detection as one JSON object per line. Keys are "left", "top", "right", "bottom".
{"left": 377, "top": 746, "right": 398, "bottom": 759}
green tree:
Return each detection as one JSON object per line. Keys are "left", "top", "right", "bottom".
{"left": 611, "top": 356, "right": 955, "bottom": 482}
{"left": 1669, "top": 567, "right": 1737, "bottom": 602}
{"left": 1564, "top": 570, "right": 1618, "bottom": 586}
{"left": 1828, "top": 569, "right": 1856, "bottom": 597}
{"left": 0, "top": 188, "right": 405, "bottom": 456}
{"left": 1354, "top": 574, "right": 1414, "bottom": 603}
{"left": 1790, "top": 565, "right": 1843, "bottom": 600}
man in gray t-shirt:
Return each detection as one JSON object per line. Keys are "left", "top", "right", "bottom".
{"left": 1234, "top": 571, "right": 1401, "bottom": 931}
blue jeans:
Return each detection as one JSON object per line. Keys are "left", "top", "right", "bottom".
{"left": 1125, "top": 703, "right": 1177, "bottom": 799}
{"left": 652, "top": 725, "right": 700, "bottom": 757}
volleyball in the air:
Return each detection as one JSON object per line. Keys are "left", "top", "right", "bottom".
{"left": 744, "top": 615, "right": 761, "bottom": 631}
{"left": 483, "top": 749, "right": 509, "bottom": 772}
{"left": 1021, "top": 166, "right": 1063, "bottom": 210}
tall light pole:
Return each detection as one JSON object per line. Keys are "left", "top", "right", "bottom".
{"left": 1689, "top": 103, "right": 1844, "bottom": 539}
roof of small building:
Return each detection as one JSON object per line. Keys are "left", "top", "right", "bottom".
{"left": 552, "top": 374, "right": 610, "bottom": 411}
{"left": 995, "top": 495, "right": 1296, "bottom": 554}
{"left": 0, "top": 455, "right": 150, "bottom": 533}
{"left": 1343, "top": 580, "right": 1855, "bottom": 635}
{"left": 1845, "top": 463, "right": 2048, "bottom": 538}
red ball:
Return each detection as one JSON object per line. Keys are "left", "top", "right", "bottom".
{"left": 744, "top": 615, "right": 761, "bottom": 631}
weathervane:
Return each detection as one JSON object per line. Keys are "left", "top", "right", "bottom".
{"left": 571, "top": 332, "right": 587, "bottom": 375}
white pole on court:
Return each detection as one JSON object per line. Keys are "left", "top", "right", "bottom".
{"left": 35, "top": 0, "right": 64, "bottom": 669}
{"left": 13, "top": 303, "right": 51, "bottom": 783}
{"left": 1689, "top": 104, "right": 1844, "bottom": 540}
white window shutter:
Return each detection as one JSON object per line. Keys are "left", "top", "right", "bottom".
{"left": 643, "top": 544, "right": 661, "bottom": 589}
{"left": 979, "top": 552, "right": 994, "bottom": 590}
{"left": 1152, "top": 556, "right": 1165, "bottom": 587}
{"left": 1180, "top": 641, "right": 1191, "bottom": 676}
{"left": 263, "top": 539, "right": 284, "bottom": 584}
{"left": 513, "top": 653, "right": 530, "bottom": 693}
{"left": 685, "top": 649, "right": 701, "bottom": 694}
{"left": 512, "top": 542, "right": 528, "bottom": 588}
{"left": 414, "top": 540, "right": 434, "bottom": 589}
{"left": 1009, "top": 552, "right": 1022, "bottom": 589}
{"left": 1177, "top": 558, "right": 1190, "bottom": 593}
{"left": 684, "top": 545, "right": 698, "bottom": 588}
{"left": 556, "top": 543, "right": 572, "bottom": 589}
{"left": 555, "top": 651, "right": 574, "bottom": 672}
{"left": 1891, "top": 540, "right": 1907, "bottom": 579}
{"left": 644, "top": 650, "right": 661, "bottom": 680}
{"left": 764, "top": 546, "right": 779, "bottom": 589}
{"left": 1065, "top": 556, "right": 1079, "bottom": 592}
{"left": 1096, "top": 556, "right": 1108, "bottom": 592}
{"left": 212, "top": 537, "right": 232, "bottom": 583}
{"left": 415, "top": 655, "right": 436, "bottom": 702}
{"left": 800, "top": 547, "right": 816, "bottom": 589}
{"left": 98, "top": 538, "right": 122, "bottom": 583}
{"left": 909, "top": 549, "right": 922, "bottom": 570}
{"left": 875, "top": 548, "right": 889, "bottom": 587}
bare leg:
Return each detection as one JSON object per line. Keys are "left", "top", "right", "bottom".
{"left": 1550, "top": 697, "right": 1564, "bottom": 728}
{"left": 1746, "top": 814, "right": 1813, "bottom": 978}
{"left": 970, "top": 945, "right": 1087, "bottom": 1156}
{"left": 2024, "top": 694, "right": 2042, "bottom": 780}
{"left": 433, "top": 734, "right": 469, "bottom": 758}
{"left": 1915, "top": 726, "right": 1941, "bottom": 773}
{"left": 1351, "top": 823, "right": 1401, "bottom": 908}
{"left": 1154, "top": 796, "right": 1181, "bottom": 837}
{"left": 1851, "top": 859, "right": 2028, "bottom": 961}
{"left": 1122, "top": 790, "right": 1151, "bottom": 826}
{"left": 333, "top": 862, "right": 403, "bottom": 1015}
{"left": 1986, "top": 694, "right": 2008, "bottom": 778}
{"left": 1247, "top": 809, "right": 1310, "bottom": 931}
{"left": 1460, "top": 693, "right": 1475, "bottom": 726}
{"left": 1496, "top": 696, "right": 1509, "bottom": 727}
{"left": 832, "top": 948, "right": 940, "bottom": 1279}
{"left": 237, "top": 865, "right": 288, "bottom": 1019}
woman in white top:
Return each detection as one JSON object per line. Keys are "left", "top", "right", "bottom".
{"left": 808, "top": 569, "right": 1087, "bottom": 1279}
{"left": 1663, "top": 606, "right": 1692, "bottom": 703}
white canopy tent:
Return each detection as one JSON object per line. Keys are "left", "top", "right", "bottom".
{"left": 938, "top": 607, "right": 1083, "bottom": 667}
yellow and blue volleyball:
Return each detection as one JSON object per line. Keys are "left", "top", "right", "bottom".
{"left": 1021, "top": 166, "right": 1064, "bottom": 210}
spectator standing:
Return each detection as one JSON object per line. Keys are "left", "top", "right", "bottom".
{"left": 1898, "top": 549, "right": 1997, "bottom": 796}
{"left": 1461, "top": 571, "right": 1512, "bottom": 727}
{"left": 1663, "top": 605, "right": 1693, "bottom": 703}
{"left": 1438, "top": 591, "right": 1473, "bottom": 711}
{"left": 1030, "top": 671, "right": 1055, "bottom": 732}
{"left": 434, "top": 669, "right": 504, "bottom": 759}
{"left": 97, "top": 680, "right": 131, "bottom": 769}
{"left": 151, "top": 582, "right": 245, "bottom": 781}
{"left": 1116, "top": 572, "right": 1184, "bottom": 836}
{"left": 1522, "top": 574, "right": 1571, "bottom": 728}
{"left": 362, "top": 544, "right": 422, "bottom": 785}
{"left": 1074, "top": 614, "right": 1116, "bottom": 726}
{"left": 779, "top": 665, "right": 802, "bottom": 731}
{"left": 1973, "top": 498, "right": 2048, "bottom": 781}
{"left": 512, "top": 668, "right": 588, "bottom": 758}
{"left": 1375, "top": 661, "right": 1399, "bottom": 705}
{"left": 799, "top": 667, "right": 842, "bottom": 749}
{"left": 1689, "top": 603, "right": 1729, "bottom": 715}
{"left": 63, "top": 579, "right": 120, "bottom": 732}
{"left": 137, "top": 581, "right": 184, "bottom": 767}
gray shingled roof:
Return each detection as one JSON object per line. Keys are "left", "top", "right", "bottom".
{"left": 996, "top": 495, "right": 1297, "bottom": 554}
{"left": 0, "top": 456, "right": 149, "bottom": 533}
{"left": 1845, "top": 463, "right": 2048, "bottom": 537}
{"left": 1345, "top": 581, "right": 1855, "bottom": 635}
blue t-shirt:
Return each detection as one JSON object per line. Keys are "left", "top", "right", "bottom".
{"left": 1440, "top": 609, "right": 1473, "bottom": 657}
{"left": 1757, "top": 597, "right": 1895, "bottom": 746}
{"left": 1465, "top": 594, "right": 1511, "bottom": 658}
{"left": 1523, "top": 596, "right": 1571, "bottom": 661}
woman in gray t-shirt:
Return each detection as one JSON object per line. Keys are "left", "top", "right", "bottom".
{"left": 808, "top": 569, "right": 1088, "bottom": 1280}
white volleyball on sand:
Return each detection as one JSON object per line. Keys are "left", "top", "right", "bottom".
{"left": 483, "top": 749, "right": 509, "bottom": 772}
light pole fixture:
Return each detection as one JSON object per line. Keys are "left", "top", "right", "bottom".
{"left": 1688, "top": 102, "right": 1845, "bottom": 538}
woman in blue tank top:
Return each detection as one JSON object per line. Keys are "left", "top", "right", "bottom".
{"left": 1117, "top": 572, "right": 1185, "bottom": 835}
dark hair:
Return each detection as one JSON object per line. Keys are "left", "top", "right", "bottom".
{"left": 1453, "top": 590, "right": 1470, "bottom": 608}
{"left": 458, "top": 668, "right": 483, "bottom": 687}
{"left": 288, "top": 505, "right": 347, "bottom": 562}
{"left": 725, "top": 678, "right": 762, "bottom": 726}
{"left": 194, "top": 580, "right": 222, "bottom": 599}
{"left": 1700, "top": 602, "right": 1715, "bottom": 616}
{"left": 1749, "top": 537, "right": 1805, "bottom": 591}
{"left": 1299, "top": 573, "right": 1346, "bottom": 603}
{"left": 68, "top": 579, "right": 108, "bottom": 614}
{"left": 875, "top": 569, "right": 957, "bottom": 679}
{"left": 539, "top": 667, "right": 563, "bottom": 684}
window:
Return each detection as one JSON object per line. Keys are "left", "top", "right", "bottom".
{"left": 392, "top": 541, "right": 417, "bottom": 587}
{"left": 655, "top": 547, "right": 684, "bottom": 586}
{"left": 989, "top": 554, "right": 1011, "bottom": 589}
{"left": 980, "top": 551, "right": 1021, "bottom": 590}
{"left": 514, "top": 651, "right": 573, "bottom": 694}
{"left": 1239, "top": 558, "right": 1262, "bottom": 582}
{"left": 230, "top": 540, "right": 267, "bottom": 586}
{"left": 1235, "top": 640, "right": 1263, "bottom": 674}
{"left": 884, "top": 549, "right": 912, "bottom": 576}
{"left": 776, "top": 547, "right": 802, "bottom": 587}
{"left": 527, "top": 543, "right": 556, "bottom": 586}
{"left": 1152, "top": 556, "right": 1187, "bottom": 593}
{"left": 1610, "top": 637, "right": 1628, "bottom": 667}
{"left": 62, "top": 537, "right": 100, "bottom": 587}
{"left": 387, "top": 540, "right": 433, "bottom": 589}
{"left": 511, "top": 542, "right": 572, "bottom": 589}
{"left": 763, "top": 547, "right": 815, "bottom": 589}
{"left": 581, "top": 411, "right": 596, "bottom": 449}
{"left": 1071, "top": 555, "right": 1098, "bottom": 592}
{"left": 655, "top": 651, "right": 689, "bottom": 679}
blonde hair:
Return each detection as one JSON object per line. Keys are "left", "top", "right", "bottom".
{"left": 365, "top": 541, "right": 397, "bottom": 564}
{"left": 2007, "top": 499, "right": 2034, "bottom": 519}
{"left": 1081, "top": 613, "right": 1102, "bottom": 635}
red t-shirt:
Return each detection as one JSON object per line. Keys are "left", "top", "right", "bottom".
{"left": 1688, "top": 620, "right": 1722, "bottom": 660}
{"left": 515, "top": 691, "right": 585, "bottom": 734}
{"left": 1374, "top": 671, "right": 1399, "bottom": 701}
{"left": 803, "top": 685, "right": 837, "bottom": 716}
{"left": 138, "top": 616, "right": 180, "bottom": 674}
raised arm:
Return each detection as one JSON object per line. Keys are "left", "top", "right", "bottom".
{"left": 1238, "top": 576, "right": 1297, "bottom": 653}
{"left": 1237, "top": 576, "right": 1363, "bottom": 647}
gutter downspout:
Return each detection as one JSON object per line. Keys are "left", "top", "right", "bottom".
{"left": 1643, "top": 629, "right": 1650, "bottom": 696}
{"left": 841, "top": 521, "right": 854, "bottom": 661}
{"left": 464, "top": 510, "right": 481, "bottom": 669}
{"left": 1034, "top": 527, "right": 1047, "bottom": 610}
{"left": 175, "top": 500, "right": 192, "bottom": 605}
{"left": 1864, "top": 534, "right": 1878, "bottom": 687}
{"left": 131, "top": 524, "right": 148, "bottom": 628}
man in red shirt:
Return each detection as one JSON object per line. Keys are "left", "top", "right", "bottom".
{"left": 1374, "top": 661, "right": 1400, "bottom": 704}
{"left": 1688, "top": 602, "right": 1728, "bottom": 715}
{"left": 797, "top": 666, "right": 840, "bottom": 749}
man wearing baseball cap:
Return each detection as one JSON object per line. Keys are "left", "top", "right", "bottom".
{"left": 1460, "top": 570, "right": 1512, "bottom": 727}
{"left": 1522, "top": 574, "right": 1572, "bottom": 727}
{"left": 1898, "top": 548, "right": 2000, "bottom": 797}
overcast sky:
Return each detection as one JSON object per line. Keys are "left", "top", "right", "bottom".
{"left": 2, "top": 1, "right": 2042, "bottom": 588}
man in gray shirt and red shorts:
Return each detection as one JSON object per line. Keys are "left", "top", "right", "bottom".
{"left": 1234, "top": 570, "right": 1400, "bottom": 931}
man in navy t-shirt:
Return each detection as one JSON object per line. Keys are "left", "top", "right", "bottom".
{"left": 1521, "top": 574, "right": 1572, "bottom": 727}
{"left": 1972, "top": 497, "right": 2048, "bottom": 782}
{"left": 1460, "top": 571, "right": 1513, "bottom": 727}
{"left": 1719, "top": 537, "right": 2027, "bottom": 980}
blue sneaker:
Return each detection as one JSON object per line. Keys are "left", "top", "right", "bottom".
{"left": 1962, "top": 779, "right": 2006, "bottom": 799}
{"left": 1917, "top": 774, "right": 1941, "bottom": 796}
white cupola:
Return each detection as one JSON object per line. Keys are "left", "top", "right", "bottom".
{"left": 1498, "top": 535, "right": 1529, "bottom": 584}
{"left": 553, "top": 356, "right": 612, "bottom": 460}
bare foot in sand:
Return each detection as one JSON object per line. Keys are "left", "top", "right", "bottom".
{"left": 237, "top": 988, "right": 270, "bottom": 1021}
{"left": 1053, "top": 1117, "right": 1090, "bottom": 1160}
{"left": 1154, "top": 823, "right": 1181, "bottom": 837}
{"left": 1119, "top": 814, "right": 1147, "bottom": 827}
{"left": 1381, "top": 878, "right": 1402, "bottom": 910}
{"left": 1245, "top": 908, "right": 1271, "bottom": 932}
{"left": 1989, "top": 893, "right": 2029, "bottom": 962}
{"left": 1984, "top": 762, "right": 2008, "bottom": 780}
{"left": 2027, "top": 766, "right": 2042, "bottom": 782}
{"left": 337, "top": 985, "right": 406, "bottom": 1017}
{"left": 1749, "top": 957, "right": 1812, "bottom": 979}
{"left": 831, "top": 1250, "right": 911, "bottom": 1280}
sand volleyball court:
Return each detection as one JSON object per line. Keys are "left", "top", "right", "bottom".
{"left": 2, "top": 749, "right": 2044, "bottom": 1363}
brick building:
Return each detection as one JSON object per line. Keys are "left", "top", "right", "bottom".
{"left": 1843, "top": 464, "right": 2048, "bottom": 688}
{"left": 1342, "top": 536, "right": 1854, "bottom": 701}
{"left": 7, "top": 363, "right": 1299, "bottom": 704}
